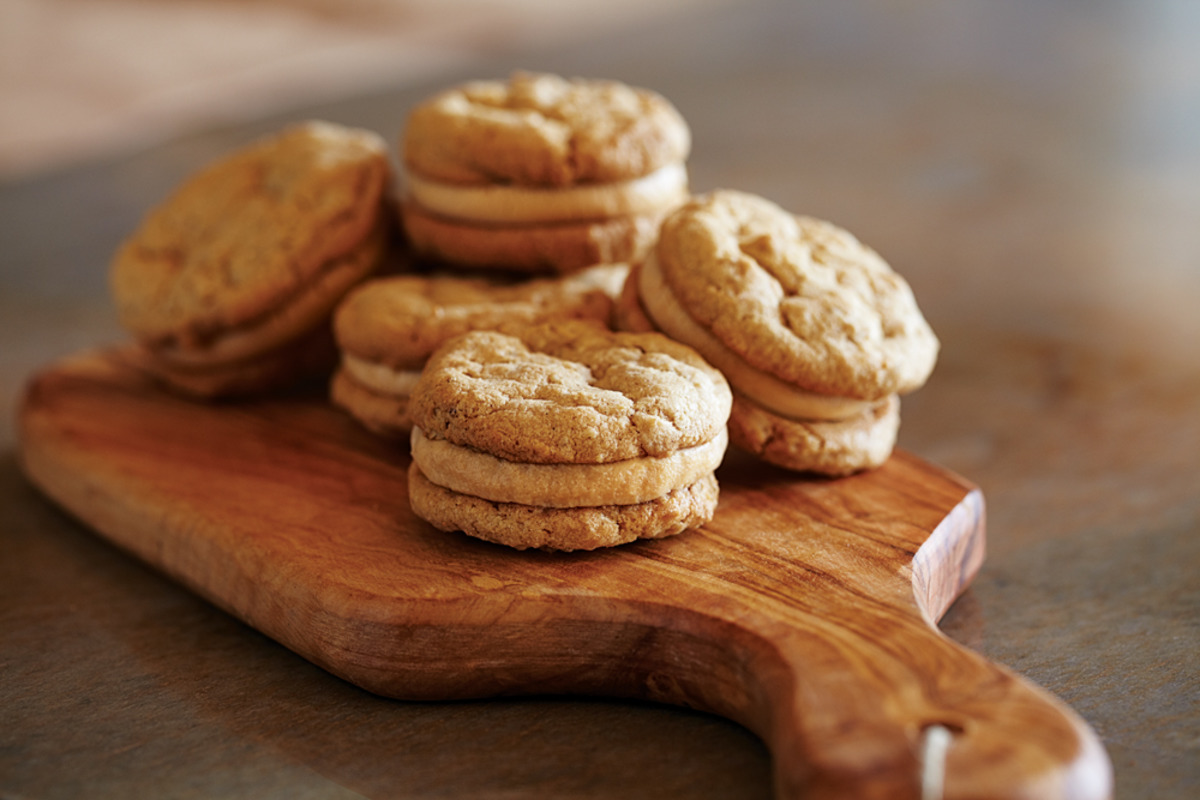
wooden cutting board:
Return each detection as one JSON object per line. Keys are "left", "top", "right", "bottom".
{"left": 16, "top": 348, "right": 1111, "bottom": 800}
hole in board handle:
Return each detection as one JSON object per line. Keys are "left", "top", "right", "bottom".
{"left": 919, "top": 723, "right": 960, "bottom": 800}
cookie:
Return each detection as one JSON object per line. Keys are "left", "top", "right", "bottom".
{"left": 407, "top": 320, "right": 732, "bottom": 550}
{"left": 399, "top": 203, "right": 662, "bottom": 275}
{"left": 398, "top": 71, "right": 690, "bottom": 274}
{"left": 621, "top": 190, "right": 938, "bottom": 475}
{"left": 331, "top": 262, "right": 628, "bottom": 437}
{"left": 726, "top": 394, "right": 901, "bottom": 476}
{"left": 128, "top": 324, "right": 339, "bottom": 399}
{"left": 109, "top": 120, "right": 393, "bottom": 397}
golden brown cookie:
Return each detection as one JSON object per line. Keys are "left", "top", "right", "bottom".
{"left": 399, "top": 201, "right": 662, "bottom": 274}
{"left": 727, "top": 394, "right": 901, "bottom": 476}
{"left": 407, "top": 320, "right": 731, "bottom": 551}
{"left": 622, "top": 190, "right": 938, "bottom": 475}
{"left": 403, "top": 71, "right": 690, "bottom": 186}
{"left": 331, "top": 263, "right": 628, "bottom": 437}
{"left": 409, "top": 468, "right": 719, "bottom": 552}
{"left": 398, "top": 72, "right": 690, "bottom": 274}
{"left": 131, "top": 325, "right": 339, "bottom": 399}
{"left": 613, "top": 259, "right": 657, "bottom": 334}
{"left": 109, "top": 120, "right": 393, "bottom": 398}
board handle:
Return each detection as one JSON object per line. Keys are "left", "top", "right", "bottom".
{"left": 746, "top": 626, "right": 1113, "bottom": 800}
{"left": 628, "top": 585, "right": 1113, "bottom": 799}
{"left": 641, "top": 490, "right": 1114, "bottom": 800}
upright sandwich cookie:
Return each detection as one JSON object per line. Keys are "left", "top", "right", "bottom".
{"left": 618, "top": 190, "right": 939, "bottom": 475}
{"left": 109, "top": 120, "right": 393, "bottom": 398}
{"left": 407, "top": 320, "right": 731, "bottom": 551}
{"left": 331, "top": 262, "right": 628, "bottom": 437}
{"left": 399, "top": 71, "right": 690, "bottom": 274}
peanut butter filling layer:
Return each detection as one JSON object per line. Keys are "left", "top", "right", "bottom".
{"left": 410, "top": 426, "right": 727, "bottom": 508}
{"left": 341, "top": 353, "right": 423, "bottom": 396}
{"left": 406, "top": 162, "right": 687, "bottom": 224}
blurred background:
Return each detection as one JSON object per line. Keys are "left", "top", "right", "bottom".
{"left": 0, "top": 0, "right": 727, "bottom": 179}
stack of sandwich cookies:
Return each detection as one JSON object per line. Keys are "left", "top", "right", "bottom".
{"left": 619, "top": 190, "right": 939, "bottom": 476}
{"left": 407, "top": 320, "right": 732, "bottom": 551}
{"left": 331, "top": 263, "right": 628, "bottom": 437}
{"left": 400, "top": 71, "right": 691, "bottom": 274}
{"left": 109, "top": 121, "right": 393, "bottom": 398}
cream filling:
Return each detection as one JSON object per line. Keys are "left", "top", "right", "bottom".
{"left": 341, "top": 353, "right": 423, "bottom": 396}
{"left": 411, "top": 426, "right": 727, "bottom": 508}
{"left": 638, "top": 252, "right": 871, "bottom": 422}
{"left": 406, "top": 162, "right": 688, "bottom": 224}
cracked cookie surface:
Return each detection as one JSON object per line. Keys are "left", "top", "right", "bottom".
{"left": 110, "top": 121, "right": 390, "bottom": 349}
{"left": 403, "top": 71, "right": 690, "bottom": 187}
{"left": 409, "top": 320, "right": 732, "bottom": 464}
{"left": 331, "top": 265, "right": 627, "bottom": 436}
{"left": 654, "top": 190, "right": 938, "bottom": 400}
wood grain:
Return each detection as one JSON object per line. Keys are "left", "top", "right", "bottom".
{"left": 16, "top": 347, "right": 1111, "bottom": 800}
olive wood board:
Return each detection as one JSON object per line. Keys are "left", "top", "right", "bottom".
{"left": 16, "top": 348, "right": 1112, "bottom": 800}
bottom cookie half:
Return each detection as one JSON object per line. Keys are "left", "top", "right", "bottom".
{"left": 727, "top": 393, "right": 900, "bottom": 477}
{"left": 400, "top": 202, "right": 662, "bottom": 274}
{"left": 408, "top": 465, "right": 719, "bottom": 551}
{"left": 135, "top": 324, "right": 339, "bottom": 399}
{"left": 330, "top": 367, "right": 414, "bottom": 438}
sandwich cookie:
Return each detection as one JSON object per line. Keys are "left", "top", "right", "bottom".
{"left": 400, "top": 71, "right": 691, "bottom": 274}
{"left": 331, "top": 262, "right": 628, "bottom": 437}
{"left": 617, "top": 190, "right": 939, "bottom": 475}
{"left": 407, "top": 320, "right": 732, "bottom": 551}
{"left": 109, "top": 120, "right": 393, "bottom": 398}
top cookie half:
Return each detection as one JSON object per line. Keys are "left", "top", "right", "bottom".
{"left": 410, "top": 320, "right": 731, "bottom": 464}
{"left": 402, "top": 72, "right": 691, "bottom": 187}
{"left": 334, "top": 263, "right": 627, "bottom": 371}
{"left": 654, "top": 190, "right": 939, "bottom": 399}
{"left": 110, "top": 121, "right": 391, "bottom": 349}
